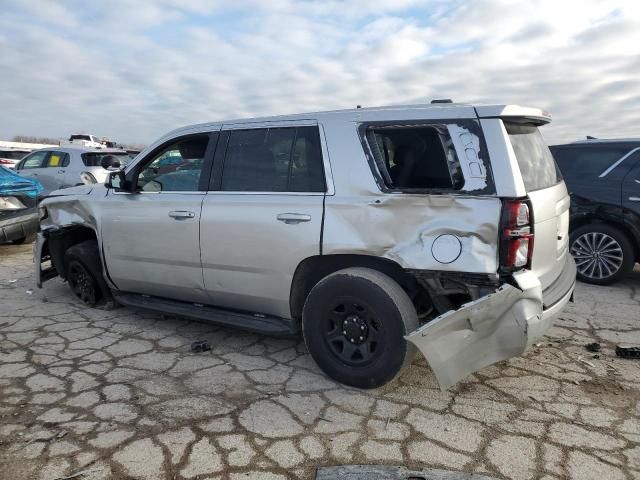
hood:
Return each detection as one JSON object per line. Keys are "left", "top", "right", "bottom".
{"left": 0, "top": 166, "right": 43, "bottom": 197}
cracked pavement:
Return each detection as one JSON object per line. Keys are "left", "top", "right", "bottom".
{"left": 1, "top": 243, "right": 639, "bottom": 480}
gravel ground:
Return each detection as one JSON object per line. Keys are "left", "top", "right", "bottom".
{"left": 0, "top": 242, "right": 639, "bottom": 480}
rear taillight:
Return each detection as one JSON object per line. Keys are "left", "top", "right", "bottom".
{"left": 0, "top": 158, "right": 13, "bottom": 165}
{"left": 500, "top": 199, "right": 533, "bottom": 270}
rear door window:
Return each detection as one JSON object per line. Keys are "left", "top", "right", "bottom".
{"left": 220, "top": 126, "right": 325, "bottom": 192}
{"left": 505, "top": 122, "right": 561, "bottom": 191}
{"left": 551, "top": 145, "right": 637, "bottom": 180}
{"left": 45, "top": 152, "right": 69, "bottom": 168}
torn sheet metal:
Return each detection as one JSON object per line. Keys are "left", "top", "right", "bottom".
{"left": 447, "top": 124, "right": 488, "bottom": 192}
{"left": 406, "top": 281, "right": 543, "bottom": 390}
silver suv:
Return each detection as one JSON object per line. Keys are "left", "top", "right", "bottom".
{"left": 35, "top": 103, "right": 576, "bottom": 389}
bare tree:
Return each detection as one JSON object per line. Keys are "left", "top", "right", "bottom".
{"left": 11, "top": 135, "right": 61, "bottom": 145}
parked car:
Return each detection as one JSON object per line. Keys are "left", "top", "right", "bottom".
{"left": 0, "top": 149, "right": 30, "bottom": 169}
{"left": 15, "top": 147, "right": 131, "bottom": 195}
{"left": 0, "top": 166, "right": 43, "bottom": 244}
{"left": 550, "top": 138, "right": 640, "bottom": 285}
{"left": 65, "top": 134, "right": 104, "bottom": 149}
{"left": 35, "top": 103, "right": 575, "bottom": 389}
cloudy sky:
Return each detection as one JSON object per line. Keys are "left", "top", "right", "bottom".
{"left": 0, "top": 0, "right": 638, "bottom": 145}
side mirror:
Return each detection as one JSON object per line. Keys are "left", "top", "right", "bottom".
{"left": 105, "top": 170, "right": 127, "bottom": 191}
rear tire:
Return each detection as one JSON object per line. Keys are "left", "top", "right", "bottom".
{"left": 570, "top": 223, "right": 634, "bottom": 285}
{"left": 302, "top": 267, "right": 418, "bottom": 389}
{"left": 64, "top": 240, "right": 110, "bottom": 306}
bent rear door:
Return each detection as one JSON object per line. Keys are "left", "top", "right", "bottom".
{"left": 504, "top": 121, "right": 570, "bottom": 293}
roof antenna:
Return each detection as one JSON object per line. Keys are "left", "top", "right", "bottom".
{"left": 586, "top": 135, "right": 597, "bottom": 140}
{"left": 356, "top": 105, "right": 362, "bottom": 109}
{"left": 431, "top": 99, "right": 453, "bottom": 104}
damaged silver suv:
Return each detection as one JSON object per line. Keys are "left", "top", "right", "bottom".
{"left": 35, "top": 103, "right": 576, "bottom": 390}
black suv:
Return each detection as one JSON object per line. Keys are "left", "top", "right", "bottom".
{"left": 551, "top": 139, "right": 640, "bottom": 284}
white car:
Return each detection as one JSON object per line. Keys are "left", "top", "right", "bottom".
{"left": 15, "top": 146, "right": 130, "bottom": 194}
{"left": 0, "top": 149, "right": 31, "bottom": 169}
{"left": 65, "top": 134, "right": 104, "bottom": 149}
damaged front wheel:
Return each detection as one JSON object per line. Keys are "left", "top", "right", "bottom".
{"left": 64, "top": 240, "right": 109, "bottom": 307}
{"left": 302, "top": 267, "right": 418, "bottom": 389}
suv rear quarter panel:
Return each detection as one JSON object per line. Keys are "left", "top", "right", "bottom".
{"left": 320, "top": 115, "right": 502, "bottom": 274}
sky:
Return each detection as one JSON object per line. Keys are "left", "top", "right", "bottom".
{"left": 0, "top": 0, "right": 638, "bottom": 146}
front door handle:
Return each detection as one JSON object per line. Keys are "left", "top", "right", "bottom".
{"left": 629, "top": 197, "right": 640, "bottom": 202}
{"left": 168, "top": 210, "right": 195, "bottom": 219}
{"left": 277, "top": 213, "right": 311, "bottom": 224}
{"left": 57, "top": 170, "right": 65, "bottom": 174}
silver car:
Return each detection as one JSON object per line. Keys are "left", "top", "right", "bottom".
{"left": 15, "top": 146, "right": 131, "bottom": 195}
{"left": 35, "top": 102, "right": 576, "bottom": 390}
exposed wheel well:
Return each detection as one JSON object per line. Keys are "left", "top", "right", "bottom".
{"left": 47, "top": 226, "right": 100, "bottom": 280}
{"left": 570, "top": 215, "right": 640, "bottom": 262}
{"left": 289, "top": 254, "right": 431, "bottom": 321}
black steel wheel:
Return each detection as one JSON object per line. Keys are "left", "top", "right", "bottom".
{"left": 63, "top": 240, "right": 110, "bottom": 307}
{"left": 303, "top": 267, "right": 418, "bottom": 389}
{"left": 67, "top": 260, "right": 98, "bottom": 305}
{"left": 323, "top": 298, "right": 384, "bottom": 367}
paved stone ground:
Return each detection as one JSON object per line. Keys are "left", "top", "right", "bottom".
{"left": 0, "top": 243, "right": 639, "bottom": 480}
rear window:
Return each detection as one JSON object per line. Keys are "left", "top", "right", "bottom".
{"left": 70, "top": 135, "right": 91, "bottom": 141}
{"left": 81, "top": 152, "right": 131, "bottom": 167}
{"left": 0, "top": 150, "right": 29, "bottom": 160}
{"left": 506, "top": 122, "right": 561, "bottom": 191}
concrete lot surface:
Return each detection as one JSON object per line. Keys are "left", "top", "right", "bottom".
{"left": 1, "top": 243, "right": 639, "bottom": 480}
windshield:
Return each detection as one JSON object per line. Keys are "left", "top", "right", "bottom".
{"left": 506, "top": 122, "right": 562, "bottom": 191}
{"left": 81, "top": 152, "right": 131, "bottom": 167}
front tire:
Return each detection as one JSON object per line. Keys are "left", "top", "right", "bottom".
{"left": 302, "top": 267, "right": 418, "bottom": 389}
{"left": 64, "top": 240, "right": 110, "bottom": 306}
{"left": 570, "top": 223, "right": 635, "bottom": 285}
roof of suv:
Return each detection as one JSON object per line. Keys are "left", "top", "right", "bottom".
{"left": 155, "top": 103, "right": 550, "bottom": 149}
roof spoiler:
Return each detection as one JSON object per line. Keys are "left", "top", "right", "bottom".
{"left": 475, "top": 105, "right": 552, "bottom": 126}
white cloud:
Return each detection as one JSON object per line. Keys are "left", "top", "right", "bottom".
{"left": 0, "top": 0, "right": 638, "bottom": 145}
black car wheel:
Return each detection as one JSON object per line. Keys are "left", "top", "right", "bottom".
{"left": 302, "top": 267, "right": 418, "bottom": 389}
{"left": 64, "top": 240, "right": 110, "bottom": 306}
{"left": 570, "top": 224, "right": 635, "bottom": 285}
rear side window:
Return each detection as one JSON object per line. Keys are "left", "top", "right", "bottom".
{"left": 364, "top": 125, "right": 464, "bottom": 191}
{"left": 551, "top": 145, "right": 636, "bottom": 179}
{"left": 505, "top": 122, "right": 561, "bottom": 191}
{"left": 45, "top": 152, "right": 69, "bottom": 168}
{"left": 220, "top": 126, "right": 325, "bottom": 192}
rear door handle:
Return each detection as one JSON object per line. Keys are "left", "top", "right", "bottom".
{"left": 168, "top": 210, "right": 195, "bottom": 219}
{"left": 277, "top": 213, "right": 311, "bottom": 224}
{"left": 57, "top": 170, "right": 65, "bottom": 174}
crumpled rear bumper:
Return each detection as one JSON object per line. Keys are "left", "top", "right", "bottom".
{"left": 406, "top": 255, "right": 576, "bottom": 390}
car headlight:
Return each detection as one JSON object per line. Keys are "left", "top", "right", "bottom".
{"left": 0, "top": 196, "right": 26, "bottom": 210}
{"left": 80, "top": 171, "right": 97, "bottom": 185}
